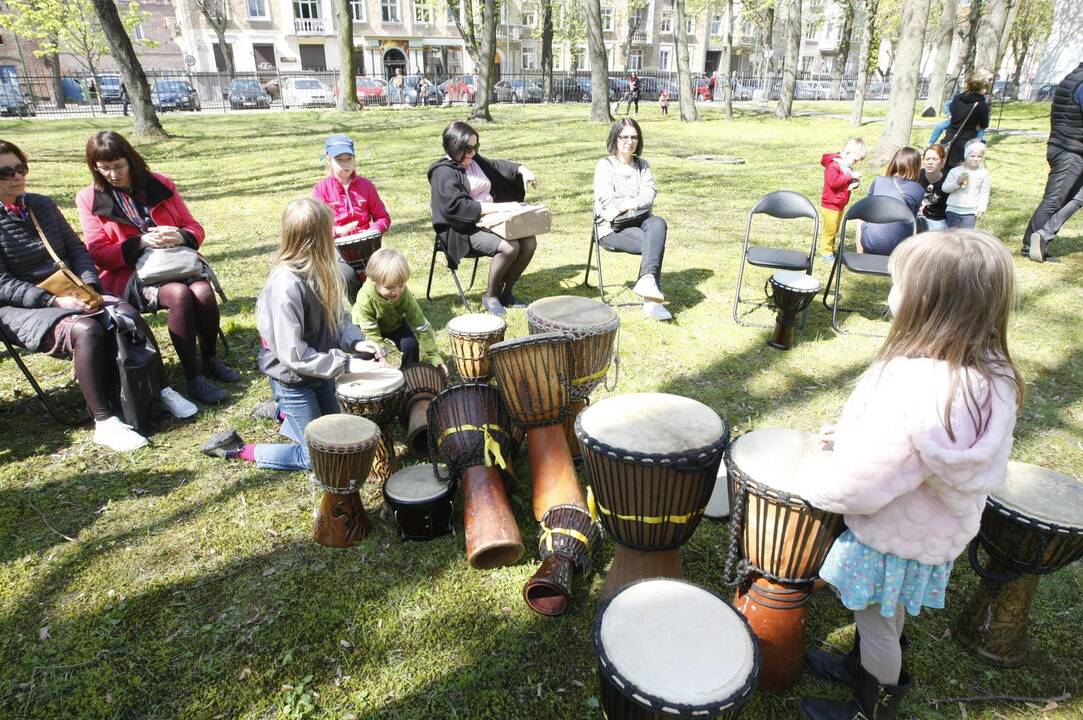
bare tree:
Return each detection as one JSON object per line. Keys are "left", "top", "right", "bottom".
{"left": 1007, "top": 0, "right": 1052, "bottom": 98}
{"left": 447, "top": 0, "right": 498, "bottom": 120}
{"left": 974, "top": 0, "right": 1011, "bottom": 75}
{"left": 673, "top": 0, "right": 699, "bottom": 120}
{"left": 993, "top": 0, "right": 1018, "bottom": 74}
{"left": 924, "top": 0, "right": 959, "bottom": 112}
{"left": 849, "top": 0, "right": 879, "bottom": 126}
{"left": 334, "top": 0, "right": 358, "bottom": 110}
{"left": 88, "top": 0, "right": 165, "bottom": 136}
{"left": 960, "top": 0, "right": 982, "bottom": 75}
{"left": 194, "top": 0, "right": 234, "bottom": 77}
{"left": 540, "top": 0, "right": 554, "bottom": 99}
{"left": 873, "top": 0, "right": 931, "bottom": 163}
{"left": 775, "top": 0, "right": 800, "bottom": 119}
{"left": 582, "top": 0, "right": 613, "bottom": 121}
{"left": 722, "top": 0, "right": 734, "bottom": 119}
{"left": 830, "top": 0, "right": 855, "bottom": 100}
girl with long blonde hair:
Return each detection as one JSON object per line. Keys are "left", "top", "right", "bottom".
{"left": 798, "top": 229, "right": 1021, "bottom": 720}
{"left": 201, "top": 198, "right": 380, "bottom": 470}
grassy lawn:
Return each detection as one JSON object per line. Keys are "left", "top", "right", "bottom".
{"left": 0, "top": 103, "right": 1081, "bottom": 719}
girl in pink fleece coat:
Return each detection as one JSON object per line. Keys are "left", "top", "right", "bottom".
{"left": 799, "top": 229, "right": 1022, "bottom": 720}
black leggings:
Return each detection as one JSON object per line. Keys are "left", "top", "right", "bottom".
{"left": 156, "top": 280, "right": 220, "bottom": 381}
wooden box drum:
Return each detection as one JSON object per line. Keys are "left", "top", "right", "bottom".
{"left": 383, "top": 464, "right": 454, "bottom": 541}
{"left": 337, "top": 366, "right": 405, "bottom": 483}
{"left": 428, "top": 382, "right": 523, "bottom": 569}
{"left": 305, "top": 414, "right": 381, "bottom": 548}
{"left": 594, "top": 579, "right": 760, "bottom": 719}
{"left": 954, "top": 462, "right": 1083, "bottom": 667}
{"left": 446, "top": 313, "right": 507, "bottom": 381}
{"left": 526, "top": 295, "right": 619, "bottom": 401}
{"left": 399, "top": 363, "right": 448, "bottom": 458}
{"left": 765, "top": 271, "right": 820, "bottom": 350}
{"left": 334, "top": 229, "right": 382, "bottom": 272}
{"left": 523, "top": 503, "right": 601, "bottom": 617}
{"left": 576, "top": 393, "right": 729, "bottom": 600}
{"left": 726, "top": 428, "right": 844, "bottom": 584}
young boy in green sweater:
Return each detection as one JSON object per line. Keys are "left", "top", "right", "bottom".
{"left": 351, "top": 248, "right": 447, "bottom": 374}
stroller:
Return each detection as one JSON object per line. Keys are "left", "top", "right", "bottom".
{"left": 613, "top": 89, "right": 634, "bottom": 114}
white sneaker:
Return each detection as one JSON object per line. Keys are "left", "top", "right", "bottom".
{"left": 632, "top": 274, "right": 665, "bottom": 302}
{"left": 160, "top": 387, "right": 198, "bottom": 419}
{"left": 643, "top": 301, "right": 673, "bottom": 321}
{"left": 93, "top": 416, "right": 148, "bottom": 452}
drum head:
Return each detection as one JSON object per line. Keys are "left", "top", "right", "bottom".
{"left": 991, "top": 462, "right": 1083, "bottom": 529}
{"left": 729, "top": 428, "right": 821, "bottom": 495}
{"left": 447, "top": 313, "right": 506, "bottom": 335}
{"left": 596, "top": 579, "right": 756, "bottom": 709}
{"left": 335, "top": 230, "right": 381, "bottom": 245}
{"left": 578, "top": 393, "right": 725, "bottom": 455}
{"left": 385, "top": 465, "right": 450, "bottom": 503}
{"left": 772, "top": 271, "right": 821, "bottom": 292}
{"left": 527, "top": 295, "right": 618, "bottom": 331}
{"left": 305, "top": 414, "right": 380, "bottom": 450}
{"left": 337, "top": 366, "right": 405, "bottom": 397}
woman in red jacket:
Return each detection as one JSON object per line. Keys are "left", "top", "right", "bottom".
{"left": 77, "top": 131, "right": 237, "bottom": 405}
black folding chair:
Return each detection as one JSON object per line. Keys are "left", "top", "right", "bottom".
{"left": 1, "top": 334, "right": 90, "bottom": 426}
{"left": 822, "top": 195, "right": 917, "bottom": 335}
{"left": 582, "top": 219, "right": 643, "bottom": 305}
{"left": 732, "top": 190, "right": 819, "bottom": 327}
{"left": 425, "top": 235, "right": 482, "bottom": 310}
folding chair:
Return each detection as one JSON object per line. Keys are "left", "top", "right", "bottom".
{"left": 582, "top": 220, "right": 642, "bottom": 305}
{"left": 732, "top": 190, "right": 819, "bottom": 327}
{"left": 822, "top": 195, "right": 917, "bottom": 335}
{"left": 1, "top": 334, "right": 90, "bottom": 426}
{"left": 425, "top": 234, "right": 482, "bottom": 310}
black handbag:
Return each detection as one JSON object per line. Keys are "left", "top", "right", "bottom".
{"left": 611, "top": 208, "right": 650, "bottom": 232}
{"left": 105, "top": 306, "right": 163, "bottom": 435}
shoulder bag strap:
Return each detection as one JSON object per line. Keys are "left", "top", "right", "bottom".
{"left": 945, "top": 101, "right": 980, "bottom": 148}
{"left": 28, "top": 209, "right": 65, "bottom": 267}
{"left": 30, "top": 208, "right": 100, "bottom": 299}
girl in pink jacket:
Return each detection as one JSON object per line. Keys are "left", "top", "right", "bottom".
{"left": 799, "top": 229, "right": 1022, "bottom": 720}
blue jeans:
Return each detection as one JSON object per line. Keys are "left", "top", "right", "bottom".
{"left": 946, "top": 211, "right": 977, "bottom": 229}
{"left": 599, "top": 215, "right": 668, "bottom": 280}
{"left": 928, "top": 119, "right": 951, "bottom": 145}
{"left": 254, "top": 377, "right": 340, "bottom": 471}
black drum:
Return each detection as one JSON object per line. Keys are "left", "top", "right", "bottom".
{"left": 765, "top": 271, "right": 820, "bottom": 350}
{"left": 335, "top": 229, "right": 382, "bottom": 272}
{"left": 383, "top": 464, "right": 454, "bottom": 541}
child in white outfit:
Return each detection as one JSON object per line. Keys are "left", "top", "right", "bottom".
{"left": 798, "top": 229, "right": 1022, "bottom": 720}
{"left": 942, "top": 139, "right": 990, "bottom": 228}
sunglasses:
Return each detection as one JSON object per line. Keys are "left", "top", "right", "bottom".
{"left": 0, "top": 164, "right": 28, "bottom": 180}
{"left": 464, "top": 143, "right": 480, "bottom": 154}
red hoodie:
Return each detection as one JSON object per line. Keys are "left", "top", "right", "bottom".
{"left": 820, "top": 152, "right": 858, "bottom": 211}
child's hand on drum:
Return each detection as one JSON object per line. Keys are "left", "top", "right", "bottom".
{"left": 818, "top": 423, "right": 836, "bottom": 450}
{"left": 338, "top": 220, "right": 359, "bottom": 235}
{"left": 437, "top": 362, "right": 449, "bottom": 378}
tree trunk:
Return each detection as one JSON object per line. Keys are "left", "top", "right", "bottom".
{"left": 722, "top": 0, "right": 734, "bottom": 119}
{"left": 45, "top": 52, "right": 65, "bottom": 110}
{"left": 924, "top": 0, "right": 959, "bottom": 112}
{"left": 701, "top": 0, "right": 713, "bottom": 75}
{"left": 621, "top": 8, "right": 638, "bottom": 70}
{"left": 993, "top": 0, "right": 1018, "bottom": 81}
{"left": 975, "top": 0, "right": 1009, "bottom": 75}
{"left": 1009, "top": 41, "right": 1027, "bottom": 100}
{"left": 471, "top": 0, "right": 497, "bottom": 121}
{"left": 961, "top": 0, "right": 982, "bottom": 75}
{"left": 334, "top": 0, "right": 359, "bottom": 110}
{"left": 759, "top": 7, "right": 775, "bottom": 80}
{"left": 583, "top": 0, "right": 613, "bottom": 121}
{"left": 674, "top": 0, "right": 698, "bottom": 121}
{"left": 873, "top": 0, "right": 931, "bottom": 164}
{"left": 830, "top": 0, "right": 854, "bottom": 100}
{"left": 849, "top": 0, "right": 878, "bottom": 127}
{"left": 89, "top": 0, "right": 165, "bottom": 136}
{"left": 775, "top": 0, "right": 800, "bottom": 119}
{"left": 541, "top": 0, "right": 553, "bottom": 100}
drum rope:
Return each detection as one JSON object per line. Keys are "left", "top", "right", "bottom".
{"left": 437, "top": 424, "right": 508, "bottom": 469}
{"left": 591, "top": 497, "right": 705, "bottom": 525}
{"left": 539, "top": 521, "right": 592, "bottom": 551}
{"left": 724, "top": 472, "right": 752, "bottom": 587}
{"left": 604, "top": 323, "right": 621, "bottom": 393}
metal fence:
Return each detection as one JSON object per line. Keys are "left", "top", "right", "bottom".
{"left": 0, "top": 69, "right": 1056, "bottom": 120}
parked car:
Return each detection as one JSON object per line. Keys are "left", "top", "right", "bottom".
{"left": 576, "top": 78, "right": 594, "bottom": 102}
{"left": 691, "top": 76, "right": 713, "bottom": 101}
{"left": 228, "top": 78, "right": 272, "bottom": 109}
{"left": 1035, "top": 83, "right": 1057, "bottom": 101}
{"left": 795, "top": 80, "right": 831, "bottom": 100}
{"left": 281, "top": 77, "right": 333, "bottom": 108}
{"left": 97, "top": 75, "right": 123, "bottom": 104}
{"left": 0, "top": 84, "right": 34, "bottom": 116}
{"left": 355, "top": 77, "right": 386, "bottom": 105}
{"left": 439, "top": 74, "right": 476, "bottom": 103}
{"left": 509, "top": 79, "right": 543, "bottom": 103}
{"left": 609, "top": 76, "right": 630, "bottom": 101}
{"left": 62, "top": 77, "right": 91, "bottom": 104}
{"left": 546, "top": 75, "right": 585, "bottom": 101}
{"left": 388, "top": 75, "right": 441, "bottom": 105}
{"left": 152, "top": 79, "right": 201, "bottom": 111}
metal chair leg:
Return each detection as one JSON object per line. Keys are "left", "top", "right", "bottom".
{"left": 595, "top": 242, "right": 607, "bottom": 304}
{"left": 449, "top": 266, "right": 472, "bottom": 311}
{"left": 2, "top": 339, "right": 90, "bottom": 427}
{"left": 584, "top": 232, "right": 596, "bottom": 288}
{"left": 467, "top": 256, "right": 480, "bottom": 291}
{"left": 426, "top": 242, "right": 439, "bottom": 302}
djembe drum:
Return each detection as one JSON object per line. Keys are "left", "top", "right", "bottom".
{"left": 334, "top": 229, "right": 382, "bottom": 274}
{"left": 725, "top": 428, "right": 844, "bottom": 691}
{"left": 577, "top": 393, "right": 729, "bottom": 601}
{"left": 428, "top": 382, "right": 523, "bottom": 569}
{"left": 522, "top": 503, "right": 601, "bottom": 616}
{"left": 953, "top": 462, "right": 1083, "bottom": 667}
{"left": 337, "top": 366, "right": 405, "bottom": 482}
{"left": 765, "top": 271, "right": 821, "bottom": 350}
{"left": 446, "top": 313, "right": 507, "bottom": 380}
{"left": 383, "top": 464, "right": 454, "bottom": 541}
{"left": 594, "top": 578, "right": 760, "bottom": 719}
{"left": 489, "top": 333, "right": 584, "bottom": 521}
{"left": 526, "top": 295, "right": 619, "bottom": 401}
{"left": 399, "top": 363, "right": 448, "bottom": 458}
{"left": 305, "top": 414, "right": 381, "bottom": 548}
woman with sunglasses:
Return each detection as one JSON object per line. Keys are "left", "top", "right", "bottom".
{"left": 0, "top": 139, "right": 197, "bottom": 451}
{"left": 593, "top": 117, "right": 671, "bottom": 320}
{"left": 76, "top": 131, "right": 238, "bottom": 405}
{"left": 427, "top": 120, "right": 539, "bottom": 316}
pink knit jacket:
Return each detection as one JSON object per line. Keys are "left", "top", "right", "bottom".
{"left": 803, "top": 357, "right": 1018, "bottom": 565}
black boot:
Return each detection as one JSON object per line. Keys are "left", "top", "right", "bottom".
{"left": 800, "top": 660, "right": 911, "bottom": 720}
{"left": 806, "top": 639, "right": 861, "bottom": 688}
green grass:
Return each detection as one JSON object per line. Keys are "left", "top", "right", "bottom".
{"left": 1, "top": 104, "right": 1081, "bottom": 719}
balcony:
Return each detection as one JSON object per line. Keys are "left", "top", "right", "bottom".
{"left": 631, "top": 31, "right": 648, "bottom": 43}
{"left": 497, "top": 25, "right": 521, "bottom": 39}
{"left": 294, "top": 17, "right": 325, "bottom": 34}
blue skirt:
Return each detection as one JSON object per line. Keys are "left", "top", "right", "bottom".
{"left": 819, "top": 530, "right": 954, "bottom": 618}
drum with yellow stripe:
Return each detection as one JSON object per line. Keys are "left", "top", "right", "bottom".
{"left": 526, "top": 295, "right": 618, "bottom": 401}
{"left": 576, "top": 392, "right": 729, "bottom": 599}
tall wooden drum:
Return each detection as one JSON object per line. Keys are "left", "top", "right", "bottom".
{"left": 337, "top": 366, "right": 405, "bottom": 482}
{"left": 399, "top": 362, "right": 447, "bottom": 458}
{"left": 446, "top": 313, "right": 507, "bottom": 381}
{"left": 526, "top": 295, "right": 619, "bottom": 400}
{"left": 305, "top": 414, "right": 381, "bottom": 548}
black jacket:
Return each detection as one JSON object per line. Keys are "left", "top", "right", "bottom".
{"left": 1050, "top": 63, "right": 1083, "bottom": 155}
{"left": 427, "top": 155, "right": 524, "bottom": 268}
{"left": 945, "top": 91, "right": 990, "bottom": 169}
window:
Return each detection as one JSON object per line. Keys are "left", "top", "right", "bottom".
{"left": 660, "top": 11, "right": 672, "bottom": 33}
{"left": 522, "top": 46, "right": 536, "bottom": 69}
{"left": 658, "top": 47, "right": 671, "bottom": 71}
{"left": 415, "top": 0, "right": 432, "bottom": 23}
{"left": 711, "top": 13, "right": 721, "bottom": 35}
{"left": 247, "top": 0, "right": 269, "bottom": 18}
{"left": 686, "top": 16, "right": 694, "bottom": 33}
{"left": 600, "top": 7, "right": 613, "bottom": 31}
{"left": 576, "top": 47, "right": 588, "bottom": 71}
{"left": 133, "top": 23, "right": 145, "bottom": 41}
{"left": 294, "top": 0, "right": 318, "bottom": 19}
{"left": 553, "top": 51, "right": 562, "bottom": 70}
{"left": 742, "top": 20, "right": 755, "bottom": 38}
{"left": 800, "top": 56, "right": 812, "bottom": 73}
{"left": 521, "top": 3, "right": 537, "bottom": 28}
{"left": 629, "top": 49, "right": 642, "bottom": 70}
{"left": 381, "top": 0, "right": 399, "bottom": 21}
{"left": 351, "top": 0, "right": 365, "bottom": 21}
{"left": 804, "top": 23, "right": 817, "bottom": 39}
{"left": 447, "top": 47, "right": 463, "bottom": 72}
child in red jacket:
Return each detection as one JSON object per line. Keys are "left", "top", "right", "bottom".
{"left": 820, "top": 138, "right": 866, "bottom": 257}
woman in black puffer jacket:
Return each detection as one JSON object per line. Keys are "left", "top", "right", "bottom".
{"left": 944, "top": 71, "right": 991, "bottom": 170}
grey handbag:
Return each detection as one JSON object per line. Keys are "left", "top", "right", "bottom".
{"left": 135, "top": 246, "right": 203, "bottom": 284}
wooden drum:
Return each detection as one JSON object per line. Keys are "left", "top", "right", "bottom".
{"left": 446, "top": 313, "right": 506, "bottom": 381}
{"left": 399, "top": 362, "right": 448, "bottom": 459}
{"left": 337, "top": 366, "right": 405, "bottom": 483}
{"left": 383, "top": 464, "right": 454, "bottom": 541}
{"left": 334, "top": 229, "right": 382, "bottom": 273}
{"left": 526, "top": 295, "right": 619, "bottom": 401}
{"left": 305, "top": 414, "right": 381, "bottom": 548}
{"left": 523, "top": 503, "right": 601, "bottom": 617}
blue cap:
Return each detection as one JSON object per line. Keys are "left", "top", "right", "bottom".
{"left": 323, "top": 134, "right": 355, "bottom": 158}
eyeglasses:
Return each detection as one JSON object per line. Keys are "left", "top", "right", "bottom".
{"left": 94, "top": 160, "right": 129, "bottom": 175}
{"left": 0, "top": 164, "right": 28, "bottom": 180}
{"left": 464, "top": 143, "right": 480, "bottom": 155}
{"left": 618, "top": 134, "right": 638, "bottom": 141}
